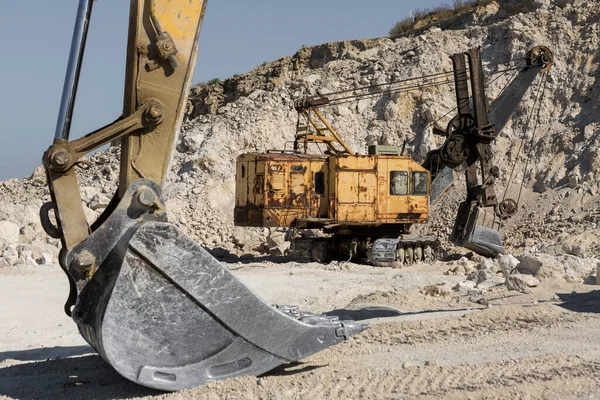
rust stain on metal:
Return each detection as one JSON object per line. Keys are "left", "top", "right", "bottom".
{"left": 234, "top": 153, "right": 430, "bottom": 230}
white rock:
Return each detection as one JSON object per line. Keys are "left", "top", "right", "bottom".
{"left": 478, "top": 258, "right": 495, "bottom": 270}
{"left": 558, "top": 254, "right": 598, "bottom": 282}
{"left": 498, "top": 254, "right": 520, "bottom": 275}
{"left": 0, "top": 221, "right": 20, "bottom": 244}
{"left": 383, "top": 101, "right": 398, "bottom": 121}
{"left": 453, "top": 280, "right": 477, "bottom": 292}
{"left": 302, "top": 74, "right": 321, "bottom": 86}
{"left": 332, "top": 104, "right": 351, "bottom": 117}
{"left": 516, "top": 254, "right": 543, "bottom": 275}
{"left": 88, "top": 193, "right": 111, "bottom": 211}
{"left": 506, "top": 274, "right": 533, "bottom": 294}
{"left": 80, "top": 187, "right": 100, "bottom": 204}
{"left": 562, "top": 242, "right": 586, "bottom": 257}
{"left": 356, "top": 99, "right": 370, "bottom": 114}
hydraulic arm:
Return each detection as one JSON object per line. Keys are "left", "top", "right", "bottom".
{"left": 40, "top": 0, "right": 366, "bottom": 391}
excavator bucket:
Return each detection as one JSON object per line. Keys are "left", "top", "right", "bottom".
{"left": 69, "top": 180, "right": 368, "bottom": 391}
{"left": 461, "top": 225, "right": 505, "bottom": 257}
{"left": 450, "top": 201, "right": 505, "bottom": 258}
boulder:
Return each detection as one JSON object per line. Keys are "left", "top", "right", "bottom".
{"left": 88, "top": 193, "right": 111, "bottom": 211}
{"left": 562, "top": 242, "right": 586, "bottom": 258}
{"left": 0, "top": 221, "right": 20, "bottom": 244}
{"left": 478, "top": 258, "right": 495, "bottom": 270}
{"left": 498, "top": 254, "right": 520, "bottom": 275}
{"left": 518, "top": 253, "right": 564, "bottom": 279}
{"left": 267, "top": 231, "right": 289, "bottom": 256}
{"left": 557, "top": 254, "right": 598, "bottom": 282}
{"left": 505, "top": 274, "right": 533, "bottom": 294}
{"left": 356, "top": 99, "right": 370, "bottom": 114}
{"left": 453, "top": 280, "right": 477, "bottom": 292}
{"left": 516, "top": 254, "right": 544, "bottom": 275}
{"left": 382, "top": 101, "right": 398, "bottom": 121}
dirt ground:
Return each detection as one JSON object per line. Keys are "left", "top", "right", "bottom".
{"left": 2, "top": 259, "right": 600, "bottom": 400}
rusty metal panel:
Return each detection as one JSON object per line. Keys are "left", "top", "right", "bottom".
{"left": 336, "top": 155, "right": 377, "bottom": 171}
{"left": 290, "top": 164, "right": 307, "bottom": 208}
{"left": 264, "top": 208, "right": 300, "bottom": 227}
{"left": 358, "top": 172, "right": 377, "bottom": 204}
{"left": 311, "top": 161, "right": 329, "bottom": 218}
{"left": 241, "top": 157, "right": 265, "bottom": 208}
{"left": 267, "top": 161, "right": 287, "bottom": 208}
{"left": 234, "top": 153, "right": 430, "bottom": 228}
{"left": 334, "top": 156, "right": 377, "bottom": 222}
{"left": 337, "top": 170, "right": 359, "bottom": 203}
{"left": 235, "top": 153, "right": 335, "bottom": 228}
{"left": 246, "top": 159, "right": 258, "bottom": 206}
{"left": 235, "top": 157, "right": 248, "bottom": 208}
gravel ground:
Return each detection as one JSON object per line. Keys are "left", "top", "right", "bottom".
{"left": 2, "top": 260, "right": 600, "bottom": 400}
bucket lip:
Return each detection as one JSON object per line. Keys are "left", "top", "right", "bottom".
{"left": 454, "top": 225, "right": 505, "bottom": 258}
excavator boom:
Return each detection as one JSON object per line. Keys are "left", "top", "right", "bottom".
{"left": 423, "top": 46, "right": 553, "bottom": 256}
{"left": 40, "top": 0, "right": 366, "bottom": 391}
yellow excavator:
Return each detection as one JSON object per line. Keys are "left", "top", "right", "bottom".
{"left": 40, "top": 0, "right": 367, "bottom": 391}
{"left": 234, "top": 46, "right": 553, "bottom": 265}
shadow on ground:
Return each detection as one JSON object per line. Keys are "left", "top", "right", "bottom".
{"left": 0, "top": 345, "right": 92, "bottom": 362}
{"left": 325, "top": 306, "right": 403, "bottom": 321}
{"left": 207, "top": 247, "right": 298, "bottom": 265}
{"left": 556, "top": 290, "right": 600, "bottom": 314}
{"left": 325, "top": 306, "right": 479, "bottom": 321}
{"left": 261, "top": 361, "right": 326, "bottom": 378}
{"left": 0, "top": 353, "right": 158, "bottom": 400}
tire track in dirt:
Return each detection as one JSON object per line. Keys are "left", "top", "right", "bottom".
{"left": 264, "top": 355, "right": 600, "bottom": 399}
{"left": 360, "top": 304, "right": 587, "bottom": 348}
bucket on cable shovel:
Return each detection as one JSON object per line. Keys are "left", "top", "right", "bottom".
{"left": 450, "top": 200, "right": 505, "bottom": 258}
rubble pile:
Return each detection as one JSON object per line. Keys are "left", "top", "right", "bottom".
{"left": 1, "top": 0, "right": 599, "bottom": 268}
{"left": 440, "top": 250, "right": 600, "bottom": 298}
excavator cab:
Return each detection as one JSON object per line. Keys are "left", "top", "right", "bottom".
{"left": 39, "top": 0, "right": 366, "bottom": 391}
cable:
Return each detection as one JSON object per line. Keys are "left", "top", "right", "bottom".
{"left": 311, "top": 58, "right": 527, "bottom": 107}
{"left": 321, "top": 70, "right": 455, "bottom": 99}
{"left": 327, "top": 78, "right": 456, "bottom": 106}
{"left": 516, "top": 73, "right": 548, "bottom": 206}
{"left": 500, "top": 72, "right": 545, "bottom": 203}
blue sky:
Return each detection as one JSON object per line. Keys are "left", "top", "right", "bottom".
{"left": 0, "top": 0, "right": 445, "bottom": 180}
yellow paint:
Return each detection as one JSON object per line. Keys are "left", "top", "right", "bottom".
{"left": 120, "top": 0, "right": 207, "bottom": 194}
{"left": 234, "top": 153, "right": 429, "bottom": 229}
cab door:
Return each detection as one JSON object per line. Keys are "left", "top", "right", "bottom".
{"left": 377, "top": 157, "right": 410, "bottom": 222}
{"left": 334, "top": 156, "right": 377, "bottom": 222}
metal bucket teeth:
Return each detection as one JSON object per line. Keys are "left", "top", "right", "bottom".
{"left": 73, "top": 221, "right": 367, "bottom": 391}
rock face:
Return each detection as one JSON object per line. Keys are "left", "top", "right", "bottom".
{"left": 1, "top": 0, "right": 600, "bottom": 264}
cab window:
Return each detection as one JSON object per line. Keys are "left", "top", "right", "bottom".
{"left": 390, "top": 171, "right": 408, "bottom": 196}
{"left": 411, "top": 171, "right": 428, "bottom": 196}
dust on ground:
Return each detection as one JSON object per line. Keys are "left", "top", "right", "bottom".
{"left": 2, "top": 259, "right": 600, "bottom": 400}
